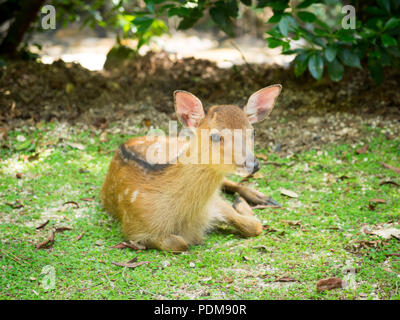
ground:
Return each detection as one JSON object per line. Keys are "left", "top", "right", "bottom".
{"left": 1, "top": 120, "right": 399, "bottom": 299}
{"left": 0, "top": 54, "right": 399, "bottom": 299}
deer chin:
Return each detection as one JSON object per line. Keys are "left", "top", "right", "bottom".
{"left": 235, "top": 165, "right": 251, "bottom": 177}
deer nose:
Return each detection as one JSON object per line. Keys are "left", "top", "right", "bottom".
{"left": 245, "top": 158, "right": 260, "bottom": 174}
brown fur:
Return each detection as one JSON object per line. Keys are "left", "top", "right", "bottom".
{"left": 101, "top": 100, "right": 276, "bottom": 252}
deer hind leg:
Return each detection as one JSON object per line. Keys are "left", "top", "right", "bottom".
{"left": 216, "top": 198, "right": 262, "bottom": 237}
{"left": 144, "top": 235, "right": 189, "bottom": 253}
{"left": 222, "top": 178, "right": 281, "bottom": 207}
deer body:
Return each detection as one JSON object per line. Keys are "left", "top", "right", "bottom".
{"left": 101, "top": 85, "right": 282, "bottom": 252}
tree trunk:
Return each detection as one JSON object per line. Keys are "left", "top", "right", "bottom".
{"left": 0, "top": 0, "right": 46, "bottom": 56}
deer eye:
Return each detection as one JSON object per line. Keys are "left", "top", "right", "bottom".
{"left": 210, "top": 132, "right": 221, "bottom": 143}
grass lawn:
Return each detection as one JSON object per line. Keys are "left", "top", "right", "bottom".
{"left": 0, "top": 121, "right": 399, "bottom": 299}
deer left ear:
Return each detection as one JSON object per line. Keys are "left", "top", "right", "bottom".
{"left": 244, "top": 84, "right": 282, "bottom": 124}
{"left": 174, "top": 90, "right": 205, "bottom": 128}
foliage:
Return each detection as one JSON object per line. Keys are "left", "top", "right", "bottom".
{"left": 2, "top": 0, "right": 400, "bottom": 82}
{"left": 261, "top": 0, "right": 400, "bottom": 83}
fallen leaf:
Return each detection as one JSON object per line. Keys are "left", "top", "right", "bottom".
{"left": 95, "top": 240, "right": 103, "bottom": 246}
{"left": 111, "top": 261, "right": 150, "bottom": 269}
{"left": 35, "top": 230, "right": 55, "bottom": 250}
{"left": 252, "top": 245, "right": 270, "bottom": 252}
{"left": 93, "top": 117, "right": 108, "bottom": 130}
{"left": 28, "top": 153, "right": 40, "bottom": 161}
{"left": 274, "top": 276, "right": 298, "bottom": 282}
{"left": 369, "top": 198, "right": 386, "bottom": 204}
{"left": 355, "top": 144, "right": 369, "bottom": 154}
{"left": 379, "top": 181, "right": 399, "bottom": 187}
{"left": 63, "top": 201, "right": 79, "bottom": 208}
{"left": 256, "top": 153, "right": 268, "bottom": 161}
{"left": 66, "top": 142, "right": 85, "bottom": 150}
{"left": 6, "top": 201, "right": 24, "bottom": 209}
{"left": 370, "top": 227, "right": 400, "bottom": 240}
{"left": 316, "top": 277, "right": 345, "bottom": 292}
{"left": 252, "top": 204, "right": 281, "bottom": 209}
{"left": 279, "top": 188, "right": 299, "bottom": 198}
{"left": 282, "top": 220, "right": 302, "bottom": 227}
{"left": 36, "top": 220, "right": 49, "bottom": 230}
{"left": 381, "top": 163, "right": 400, "bottom": 174}
{"left": 80, "top": 197, "right": 94, "bottom": 202}
{"left": 55, "top": 226, "right": 73, "bottom": 233}
{"left": 224, "top": 276, "right": 234, "bottom": 283}
{"left": 75, "top": 234, "right": 84, "bottom": 241}
{"left": 385, "top": 253, "right": 400, "bottom": 257}
{"left": 16, "top": 172, "right": 23, "bottom": 179}
{"left": 242, "top": 256, "right": 252, "bottom": 261}
{"left": 111, "top": 241, "right": 145, "bottom": 250}
{"left": 99, "top": 131, "right": 108, "bottom": 142}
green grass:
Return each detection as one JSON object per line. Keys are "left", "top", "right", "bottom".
{"left": 0, "top": 121, "right": 399, "bottom": 299}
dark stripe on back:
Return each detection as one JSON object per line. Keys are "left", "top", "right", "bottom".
{"left": 118, "top": 143, "right": 171, "bottom": 172}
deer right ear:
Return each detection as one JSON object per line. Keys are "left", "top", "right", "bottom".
{"left": 174, "top": 90, "right": 205, "bottom": 128}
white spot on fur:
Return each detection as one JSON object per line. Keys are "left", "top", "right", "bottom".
{"left": 130, "top": 190, "right": 139, "bottom": 203}
{"left": 124, "top": 189, "right": 129, "bottom": 196}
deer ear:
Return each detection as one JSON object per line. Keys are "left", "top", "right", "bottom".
{"left": 244, "top": 84, "right": 282, "bottom": 124}
{"left": 174, "top": 90, "right": 205, "bottom": 128}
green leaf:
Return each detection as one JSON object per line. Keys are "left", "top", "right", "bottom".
{"left": 210, "top": 6, "right": 235, "bottom": 37}
{"left": 324, "top": 46, "right": 337, "bottom": 62}
{"left": 293, "top": 52, "right": 309, "bottom": 77}
{"left": 377, "top": 0, "right": 391, "bottom": 13}
{"left": 327, "top": 58, "right": 344, "bottom": 82}
{"left": 267, "top": 37, "right": 284, "bottom": 48}
{"left": 268, "top": 13, "right": 284, "bottom": 23}
{"left": 381, "top": 34, "right": 397, "bottom": 47}
{"left": 308, "top": 52, "right": 324, "bottom": 79}
{"left": 279, "top": 15, "right": 289, "bottom": 36}
{"left": 297, "top": 11, "right": 317, "bottom": 23}
{"left": 384, "top": 17, "right": 400, "bottom": 30}
{"left": 338, "top": 48, "right": 362, "bottom": 69}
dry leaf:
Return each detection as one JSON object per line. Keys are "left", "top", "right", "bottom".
{"left": 381, "top": 163, "right": 400, "bottom": 174}
{"left": 379, "top": 181, "right": 399, "bottom": 187}
{"left": 316, "top": 277, "right": 345, "bottom": 292}
{"left": 256, "top": 153, "right": 268, "bottom": 161}
{"left": 112, "top": 241, "right": 145, "bottom": 251}
{"left": 16, "top": 172, "right": 23, "bottom": 179}
{"left": 370, "top": 228, "right": 400, "bottom": 240}
{"left": 6, "top": 201, "right": 24, "bottom": 209}
{"left": 75, "top": 234, "right": 84, "bottom": 241}
{"left": 279, "top": 188, "right": 299, "bottom": 198}
{"left": 35, "top": 230, "right": 55, "bottom": 250}
{"left": 274, "top": 276, "right": 298, "bottom": 282}
{"left": 63, "top": 201, "right": 79, "bottom": 208}
{"left": 355, "top": 144, "right": 369, "bottom": 154}
{"left": 80, "top": 197, "right": 94, "bottom": 202}
{"left": 55, "top": 226, "right": 73, "bottom": 233}
{"left": 369, "top": 198, "right": 386, "bottom": 204}
{"left": 36, "top": 220, "right": 49, "bottom": 230}
{"left": 66, "top": 142, "right": 85, "bottom": 150}
{"left": 282, "top": 220, "right": 302, "bottom": 227}
{"left": 112, "top": 261, "right": 150, "bottom": 269}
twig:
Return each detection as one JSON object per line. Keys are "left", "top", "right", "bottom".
{"left": 229, "top": 40, "right": 256, "bottom": 74}
{"left": 0, "top": 248, "right": 29, "bottom": 265}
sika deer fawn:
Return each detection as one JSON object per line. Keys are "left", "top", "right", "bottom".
{"left": 101, "top": 85, "right": 282, "bottom": 252}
